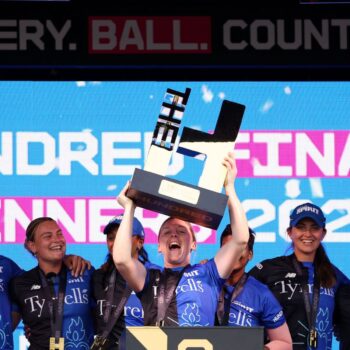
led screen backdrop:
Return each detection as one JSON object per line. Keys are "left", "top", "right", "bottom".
{"left": 0, "top": 81, "right": 349, "bottom": 349}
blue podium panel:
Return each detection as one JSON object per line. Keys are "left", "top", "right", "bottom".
{"left": 125, "top": 326, "right": 264, "bottom": 350}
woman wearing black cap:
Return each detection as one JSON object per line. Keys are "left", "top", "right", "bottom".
{"left": 249, "top": 202, "right": 350, "bottom": 350}
{"left": 217, "top": 225, "right": 292, "bottom": 350}
{"left": 91, "top": 214, "right": 153, "bottom": 350}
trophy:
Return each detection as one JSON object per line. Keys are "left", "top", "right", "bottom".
{"left": 127, "top": 88, "right": 245, "bottom": 229}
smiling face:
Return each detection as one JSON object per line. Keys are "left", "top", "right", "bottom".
{"left": 158, "top": 218, "right": 196, "bottom": 268}
{"left": 288, "top": 218, "right": 326, "bottom": 262}
{"left": 27, "top": 220, "right": 66, "bottom": 265}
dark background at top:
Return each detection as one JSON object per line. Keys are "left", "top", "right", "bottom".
{"left": 0, "top": 0, "right": 349, "bottom": 80}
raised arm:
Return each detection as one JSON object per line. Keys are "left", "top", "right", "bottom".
{"left": 214, "top": 152, "right": 249, "bottom": 279}
{"left": 112, "top": 182, "right": 147, "bottom": 292}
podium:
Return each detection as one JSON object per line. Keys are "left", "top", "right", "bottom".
{"left": 123, "top": 326, "right": 264, "bottom": 349}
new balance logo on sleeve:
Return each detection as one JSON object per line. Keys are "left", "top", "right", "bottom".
{"left": 284, "top": 273, "right": 296, "bottom": 278}
{"left": 30, "top": 284, "right": 41, "bottom": 290}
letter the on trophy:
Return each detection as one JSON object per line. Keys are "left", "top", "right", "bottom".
{"left": 127, "top": 87, "right": 246, "bottom": 229}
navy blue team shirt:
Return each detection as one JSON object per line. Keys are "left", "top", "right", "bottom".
{"left": 10, "top": 266, "right": 95, "bottom": 349}
{"left": 222, "top": 275, "right": 286, "bottom": 328}
{"left": 0, "top": 256, "right": 23, "bottom": 350}
{"left": 250, "top": 254, "right": 350, "bottom": 350}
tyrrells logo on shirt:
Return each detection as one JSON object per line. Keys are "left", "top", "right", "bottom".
{"left": 151, "top": 270, "right": 204, "bottom": 298}
{"left": 96, "top": 298, "right": 144, "bottom": 318}
{"left": 177, "top": 270, "right": 204, "bottom": 294}
{"left": 176, "top": 279, "right": 204, "bottom": 294}
{"left": 0, "top": 278, "right": 4, "bottom": 292}
{"left": 228, "top": 302, "right": 254, "bottom": 327}
{"left": 24, "top": 288, "right": 89, "bottom": 317}
{"left": 229, "top": 312, "right": 253, "bottom": 327}
{"left": 152, "top": 280, "right": 204, "bottom": 297}
{"left": 124, "top": 305, "right": 144, "bottom": 319}
{"left": 274, "top": 281, "right": 335, "bottom": 300}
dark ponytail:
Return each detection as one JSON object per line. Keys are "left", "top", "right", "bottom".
{"left": 314, "top": 244, "right": 336, "bottom": 288}
{"left": 138, "top": 247, "right": 149, "bottom": 264}
{"left": 102, "top": 254, "right": 114, "bottom": 272}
